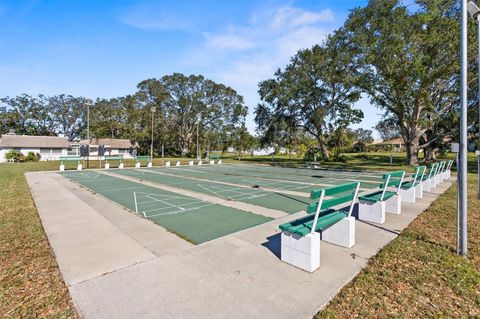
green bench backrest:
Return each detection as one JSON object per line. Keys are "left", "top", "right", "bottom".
{"left": 105, "top": 156, "right": 123, "bottom": 161}
{"left": 310, "top": 182, "right": 359, "bottom": 199}
{"left": 60, "top": 156, "right": 82, "bottom": 161}
{"left": 380, "top": 170, "right": 404, "bottom": 188}
{"left": 426, "top": 162, "right": 438, "bottom": 178}
{"left": 135, "top": 156, "right": 150, "bottom": 161}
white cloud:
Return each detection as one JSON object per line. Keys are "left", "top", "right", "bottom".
{"left": 118, "top": 3, "right": 193, "bottom": 31}
{"left": 269, "top": 6, "right": 334, "bottom": 29}
{"left": 203, "top": 33, "right": 254, "bottom": 50}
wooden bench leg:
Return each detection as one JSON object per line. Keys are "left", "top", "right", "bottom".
{"left": 358, "top": 200, "right": 385, "bottom": 224}
{"left": 399, "top": 187, "right": 415, "bottom": 204}
{"left": 321, "top": 217, "right": 355, "bottom": 248}
{"left": 281, "top": 231, "right": 320, "bottom": 272}
{"left": 385, "top": 194, "right": 401, "bottom": 214}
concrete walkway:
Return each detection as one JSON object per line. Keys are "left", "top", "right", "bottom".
{"left": 26, "top": 171, "right": 452, "bottom": 319}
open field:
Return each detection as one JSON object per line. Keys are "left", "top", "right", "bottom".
{"left": 0, "top": 153, "right": 478, "bottom": 318}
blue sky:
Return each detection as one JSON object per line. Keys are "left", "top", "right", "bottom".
{"left": 0, "top": 0, "right": 381, "bottom": 137}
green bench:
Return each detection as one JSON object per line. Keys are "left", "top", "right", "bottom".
{"left": 209, "top": 151, "right": 222, "bottom": 164}
{"left": 59, "top": 156, "right": 83, "bottom": 171}
{"left": 135, "top": 155, "right": 152, "bottom": 168}
{"left": 104, "top": 155, "right": 124, "bottom": 169}
{"left": 279, "top": 182, "right": 360, "bottom": 272}
{"left": 358, "top": 170, "right": 405, "bottom": 223}
{"left": 421, "top": 162, "right": 438, "bottom": 192}
{"left": 444, "top": 160, "right": 454, "bottom": 180}
{"left": 399, "top": 166, "right": 426, "bottom": 203}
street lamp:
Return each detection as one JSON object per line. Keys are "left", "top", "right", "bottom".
{"left": 196, "top": 113, "right": 202, "bottom": 161}
{"left": 151, "top": 106, "right": 156, "bottom": 162}
{"left": 459, "top": 0, "right": 469, "bottom": 257}
{"left": 468, "top": 0, "right": 480, "bottom": 200}
{"left": 85, "top": 99, "right": 93, "bottom": 141}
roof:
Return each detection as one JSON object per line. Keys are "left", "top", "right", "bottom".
{"left": 0, "top": 135, "right": 69, "bottom": 148}
{"left": 79, "top": 138, "right": 136, "bottom": 149}
{"left": 373, "top": 137, "right": 404, "bottom": 145}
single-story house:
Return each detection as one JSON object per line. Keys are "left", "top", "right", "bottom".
{"left": 0, "top": 134, "right": 69, "bottom": 162}
{"left": 76, "top": 138, "right": 137, "bottom": 159}
{"left": 372, "top": 137, "right": 405, "bottom": 152}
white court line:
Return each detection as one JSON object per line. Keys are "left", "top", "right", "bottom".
{"left": 144, "top": 202, "right": 216, "bottom": 218}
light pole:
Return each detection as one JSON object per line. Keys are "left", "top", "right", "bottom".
{"left": 468, "top": 1, "right": 480, "bottom": 199}
{"left": 85, "top": 99, "right": 93, "bottom": 141}
{"left": 196, "top": 113, "right": 201, "bottom": 160}
{"left": 151, "top": 106, "right": 156, "bottom": 162}
{"left": 460, "top": 0, "right": 469, "bottom": 257}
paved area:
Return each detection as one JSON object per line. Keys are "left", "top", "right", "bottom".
{"left": 26, "top": 170, "right": 452, "bottom": 319}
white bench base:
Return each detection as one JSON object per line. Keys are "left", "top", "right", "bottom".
{"left": 422, "top": 179, "right": 432, "bottom": 192}
{"left": 321, "top": 217, "right": 355, "bottom": 248}
{"left": 147, "top": 161, "right": 152, "bottom": 168}
{"left": 385, "top": 194, "right": 401, "bottom": 214}
{"left": 399, "top": 187, "right": 416, "bottom": 204}
{"left": 77, "top": 164, "right": 83, "bottom": 171}
{"left": 281, "top": 231, "right": 320, "bottom": 273}
{"left": 165, "top": 161, "right": 171, "bottom": 167}
{"left": 358, "top": 200, "right": 386, "bottom": 224}
{"left": 105, "top": 163, "right": 110, "bottom": 170}
{"left": 119, "top": 163, "right": 124, "bottom": 169}
{"left": 59, "top": 164, "right": 65, "bottom": 172}
{"left": 218, "top": 159, "right": 222, "bottom": 164}
{"left": 198, "top": 160, "right": 203, "bottom": 165}
{"left": 135, "top": 162, "right": 141, "bottom": 168}
{"left": 209, "top": 160, "right": 214, "bottom": 165}
{"left": 176, "top": 161, "right": 181, "bottom": 166}
{"left": 415, "top": 184, "right": 423, "bottom": 199}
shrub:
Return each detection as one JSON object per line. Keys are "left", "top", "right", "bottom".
{"left": 5, "top": 150, "right": 23, "bottom": 162}
{"left": 24, "top": 152, "right": 39, "bottom": 162}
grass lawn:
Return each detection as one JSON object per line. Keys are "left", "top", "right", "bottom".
{"left": 0, "top": 161, "right": 75, "bottom": 318}
{"left": 0, "top": 153, "right": 478, "bottom": 318}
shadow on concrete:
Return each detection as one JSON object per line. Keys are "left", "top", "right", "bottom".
{"left": 262, "top": 233, "right": 281, "bottom": 259}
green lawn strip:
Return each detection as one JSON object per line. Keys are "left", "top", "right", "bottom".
{"left": 0, "top": 162, "right": 75, "bottom": 318}
{"left": 315, "top": 173, "right": 480, "bottom": 318}
{"left": 112, "top": 168, "right": 311, "bottom": 214}
{"left": 62, "top": 171, "right": 272, "bottom": 244}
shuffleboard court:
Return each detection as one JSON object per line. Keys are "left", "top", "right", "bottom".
{"left": 150, "top": 164, "right": 383, "bottom": 190}
{"left": 112, "top": 168, "right": 312, "bottom": 214}
{"left": 61, "top": 171, "right": 272, "bottom": 244}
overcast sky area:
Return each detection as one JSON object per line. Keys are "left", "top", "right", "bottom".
{"left": 0, "top": 0, "right": 383, "bottom": 138}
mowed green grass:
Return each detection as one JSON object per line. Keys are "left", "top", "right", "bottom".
{"left": 0, "top": 162, "right": 75, "bottom": 318}
{"left": 316, "top": 173, "right": 480, "bottom": 318}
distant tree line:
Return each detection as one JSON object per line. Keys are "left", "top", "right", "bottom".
{"left": 255, "top": 0, "right": 479, "bottom": 165}
{"left": 0, "top": 73, "right": 254, "bottom": 157}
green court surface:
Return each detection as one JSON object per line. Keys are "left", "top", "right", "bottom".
{"left": 61, "top": 171, "right": 272, "bottom": 244}
{"left": 149, "top": 164, "right": 383, "bottom": 190}
{"left": 112, "top": 169, "right": 312, "bottom": 213}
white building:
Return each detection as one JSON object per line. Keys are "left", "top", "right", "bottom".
{"left": 0, "top": 134, "right": 69, "bottom": 162}
{"left": 77, "top": 138, "right": 136, "bottom": 159}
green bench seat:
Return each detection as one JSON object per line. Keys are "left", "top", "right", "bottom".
{"left": 279, "top": 210, "right": 347, "bottom": 237}
{"left": 359, "top": 190, "right": 396, "bottom": 203}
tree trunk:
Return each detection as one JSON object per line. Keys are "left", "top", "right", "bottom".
{"left": 424, "top": 146, "right": 437, "bottom": 162}
{"left": 404, "top": 137, "right": 419, "bottom": 166}
{"left": 318, "top": 138, "right": 330, "bottom": 160}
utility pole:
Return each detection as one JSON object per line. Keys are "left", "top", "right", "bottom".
{"left": 460, "top": 0, "right": 469, "bottom": 257}
{"left": 468, "top": 0, "right": 480, "bottom": 199}
{"left": 150, "top": 107, "right": 156, "bottom": 162}
{"left": 196, "top": 113, "right": 201, "bottom": 160}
